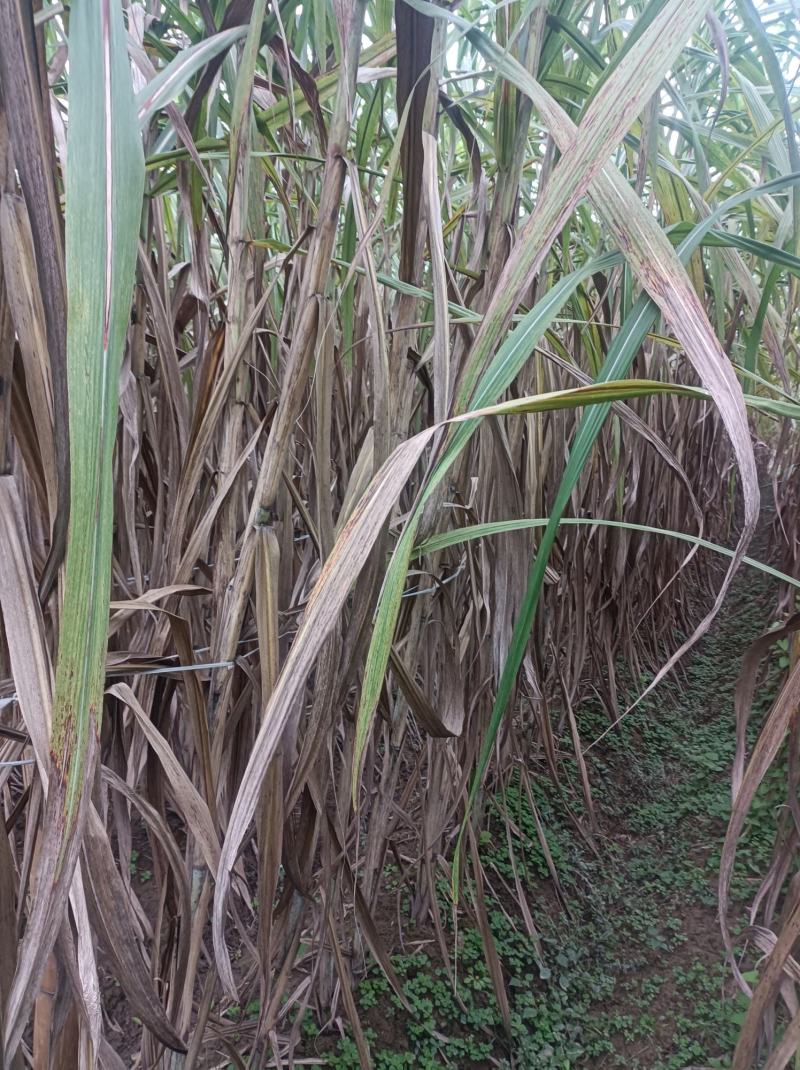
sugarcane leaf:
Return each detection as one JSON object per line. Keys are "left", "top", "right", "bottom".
{"left": 3, "top": 0, "right": 144, "bottom": 1059}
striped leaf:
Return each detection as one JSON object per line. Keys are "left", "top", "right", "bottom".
{"left": 3, "top": 0, "right": 144, "bottom": 1060}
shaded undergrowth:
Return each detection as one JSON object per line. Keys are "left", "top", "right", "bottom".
{"left": 284, "top": 568, "right": 785, "bottom": 1069}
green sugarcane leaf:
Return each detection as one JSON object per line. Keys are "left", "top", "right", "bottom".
{"left": 136, "top": 25, "right": 248, "bottom": 129}
{"left": 415, "top": 516, "right": 800, "bottom": 591}
{"left": 3, "top": 0, "right": 145, "bottom": 1060}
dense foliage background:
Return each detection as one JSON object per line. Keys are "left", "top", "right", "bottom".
{"left": 0, "top": 0, "right": 798, "bottom": 1065}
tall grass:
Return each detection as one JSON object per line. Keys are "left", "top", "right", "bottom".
{"left": 0, "top": 1, "right": 798, "bottom": 1066}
